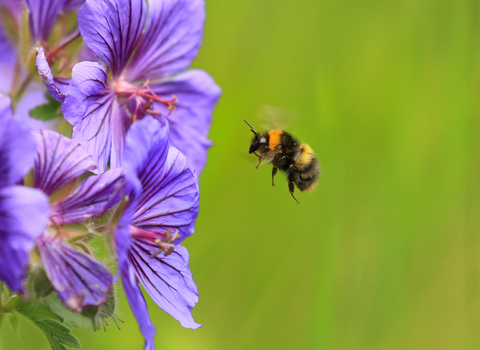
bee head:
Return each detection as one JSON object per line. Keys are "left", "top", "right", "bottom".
{"left": 244, "top": 119, "right": 266, "bottom": 154}
{"left": 249, "top": 134, "right": 264, "bottom": 154}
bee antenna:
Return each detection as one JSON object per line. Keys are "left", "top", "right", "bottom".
{"left": 244, "top": 119, "right": 258, "bottom": 135}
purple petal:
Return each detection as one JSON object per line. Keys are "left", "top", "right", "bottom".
{"left": 32, "top": 130, "right": 97, "bottom": 196}
{"left": 115, "top": 115, "right": 168, "bottom": 276}
{"left": 0, "top": 111, "right": 37, "bottom": 188}
{"left": 63, "top": 0, "right": 85, "bottom": 12}
{"left": 0, "top": 1, "right": 23, "bottom": 21}
{"left": 123, "top": 115, "right": 169, "bottom": 181}
{"left": 51, "top": 168, "right": 124, "bottom": 224}
{"left": 127, "top": 0, "right": 205, "bottom": 80}
{"left": 78, "top": 0, "right": 146, "bottom": 78}
{"left": 123, "top": 116, "right": 199, "bottom": 243}
{"left": 63, "top": 61, "right": 128, "bottom": 171}
{"left": 0, "top": 186, "right": 49, "bottom": 293}
{"left": 0, "top": 19, "right": 17, "bottom": 93}
{"left": 25, "top": 0, "right": 67, "bottom": 42}
{"left": 129, "top": 242, "right": 200, "bottom": 329}
{"left": 37, "top": 231, "right": 113, "bottom": 312}
{"left": 77, "top": 44, "right": 100, "bottom": 62}
{"left": 114, "top": 168, "right": 141, "bottom": 277}
{"left": 121, "top": 265, "right": 156, "bottom": 350}
{"left": 132, "top": 146, "right": 199, "bottom": 244}
{"left": 36, "top": 47, "right": 69, "bottom": 103}
{"left": 151, "top": 69, "right": 221, "bottom": 175}
{"left": 0, "top": 93, "right": 12, "bottom": 118}
{"left": 116, "top": 116, "right": 169, "bottom": 271}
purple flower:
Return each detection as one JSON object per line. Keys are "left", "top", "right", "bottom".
{"left": 0, "top": 93, "right": 50, "bottom": 293}
{"left": 36, "top": 47, "right": 70, "bottom": 103}
{"left": 0, "top": 1, "right": 85, "bottom": 125}
{"left": 115, "top": 116, "right": 201, "bottom": 348}
{"left": 31, "top": 129, "right": 124, "bottom": 312}
{"left": 25, "top": 0, "right": 85, "bottom": 42}
{"left": 63, "top": 0, "right": 221, "bottom": 174}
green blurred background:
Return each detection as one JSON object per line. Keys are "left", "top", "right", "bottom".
{"left": 2, "top": 0, "right": 480, "bottom": 349}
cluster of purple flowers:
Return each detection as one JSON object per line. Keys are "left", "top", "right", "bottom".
{"left": 0, "top": 0, "right": 220, "bottom": 348}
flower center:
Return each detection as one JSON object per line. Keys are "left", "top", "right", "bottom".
{"left": 114, "top": 79, "right": 177, "bottom": 122}
{"left": 129, "top": 226, "right": 179, "bottom": 257}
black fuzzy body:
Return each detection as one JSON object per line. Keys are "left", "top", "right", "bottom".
{"left": 249, "top": 130, "right": 320, "bottom": 196}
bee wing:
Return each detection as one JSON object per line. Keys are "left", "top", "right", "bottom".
{"left": 257, "top": 105, "right": 297, "bottom": 131}
{"left": 239, "top": 152, "right": 261, "bottom": 166}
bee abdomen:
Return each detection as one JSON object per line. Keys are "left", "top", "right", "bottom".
{"left": 290, "top": 156, "right": 320, "bottom": 192}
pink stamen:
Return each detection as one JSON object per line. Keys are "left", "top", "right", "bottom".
{"left": 129, "top": 226, "right": 179, "bottom": 257}
{"left": 115, "top": 79, "right": 178, "bottom": 121}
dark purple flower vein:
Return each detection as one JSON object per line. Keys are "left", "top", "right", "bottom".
{"left": 147, "top": 2, "right": 203, "bottom": 72}
{"left": 80, "top": 96, "right": 113, "bottom": 162}
{"left": 128, "top": 246, "right": 186, "bottom": 312}
{"left": 63, "top": 248, "right": 110, "bottom": 301}
{"left": 147, "top": 3, "right": 181, "bottom": 58}
{"left": 134, "top": 186, "right": 194, "bottom": 222}
{"left": 42, "top": 237, "right": 109, "bottom": 306}
{"left": 40, "top": 240, "right": 86, "bottom": 303}
{"left": 113, "top": 0, "right": 124, "bottom": 73}
{"left": 142, "top": 169, "right": 193, "bottom": 208}
{"left": 137, "top": 206, "right": 193, "bottom": 223}
{"left": 39, "top": 131, "right": 92, "bottom": 193}
{"left": 137, "top": 150, "right": 179, "bottom": 209}
{"left": 37, "top": 130, "right": 60, "bottom": 189}
{"left": 135, "top": 240, "right": 187, "bottom": 280}
{"left": 137, "top": 141, "right": 169, "bottom": 189}
{"left": 141, "top": 241, "right": 189, "bottom": 265}
{"left": 61, "top": 172, "right": 122, "bottom": 210}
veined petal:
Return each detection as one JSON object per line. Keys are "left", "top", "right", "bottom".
{"left": 129, "top": 242, "right": 200, "bottom": 329}
{"left": 25, "top": 0, "right": 67, "bottom": 42}
{"left": 37, "top": 231, "right": 113, "bottom": 312}
{"left": 123, "top": 116, "right": 199, "bottom": 243}
{"left": 132, "top": 146, "right": 199, "bottom": 244}
{"left": 51, "top": 168, "right": 124, "bottom": 224}
{"left": 32, "top": 130, "right": 97, "bottom": 196}
{"left": 114, "top": 167, "right": 141, "bottom": 275}
{"left": 36, "top": 47, "right": 69, "bottom": 103}
{"left": 121, "top": 265, "right": 156, "bottom": 350}
{"left": 78, "top": 0, "right": 146, "bottom": 78}
{"left": 63, "top": 61, "right": 128, "bottom": 171}
{"left": 127, "top": 0, "right": 205, "bottom": 80}
{"left": 123, "top": 115, "right": 169, "bottom": 183}
{"left": 0, "top": 186, "right": 49, "bottom": 293}
{"left": 0, "top": 109, "right": 37, "bottom": 188}
{"left": 151, "top": 69, "right": 221, "bottom": 175}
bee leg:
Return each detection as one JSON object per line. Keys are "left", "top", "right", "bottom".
{"left": 272, "top": 166, "right": 277, "bottom": 186}
{"left": 288, "top": 180, "right": 300, "bottom": 204}
{"left": 255, "top": 156, "right": 262, "bottom": 169}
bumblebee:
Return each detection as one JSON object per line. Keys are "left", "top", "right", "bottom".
{"left": 244, "top": 119, "right": 320, "bottom": 204}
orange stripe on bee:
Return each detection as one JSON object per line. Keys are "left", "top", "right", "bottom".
{"left": 268, "top": 130, "right": 283, "bottom": 150}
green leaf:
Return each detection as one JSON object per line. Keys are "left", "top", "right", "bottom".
{"left": 46, "top": 294, "right": 90, "bottom": 329}
{"left": 29, "top": 95, "right": 63, "bottom": 121}
{"left": 16, "top": 299, "right": 82, "bottom": 350}
{"left": 35, "top": 319, "right": 81, "bottom": 350}
{"left": 31, "top": 267, "right": 54, "bottom": 299}
{"left": 9, "top": 313, "right": 19, "bottom": 336}
{"left": 15, "top": 300, "right": 61, "bottom": 322}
